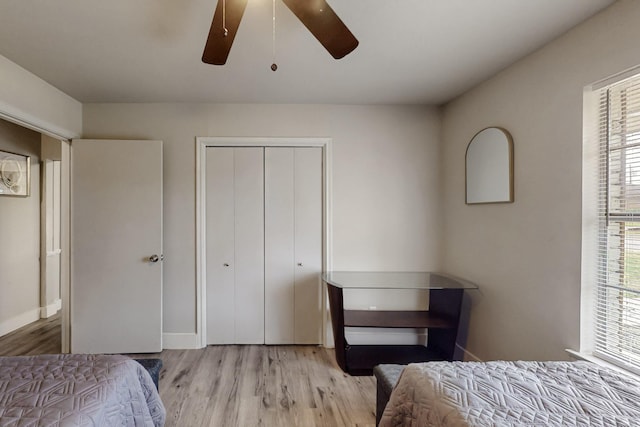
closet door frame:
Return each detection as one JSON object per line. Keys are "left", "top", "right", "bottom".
{"left": 196, "top": 137, "right": 333, "bottom": 348}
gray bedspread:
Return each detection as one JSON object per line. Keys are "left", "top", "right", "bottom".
{"left": 380, "top": 360, "right": 640, "bottom": 427}
{"left": 0, "top": 354, "right": 165, "bottom": 427}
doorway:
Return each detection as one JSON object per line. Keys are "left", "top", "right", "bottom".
{"left": 0, "top": 120, "right": 70, "bottom": 354}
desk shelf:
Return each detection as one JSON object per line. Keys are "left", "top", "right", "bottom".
{"left": 344, "top": 310, "right": 455, "bottom": 329}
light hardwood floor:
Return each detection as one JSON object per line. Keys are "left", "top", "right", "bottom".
{"left": 0, "top": 316, "right": 377, "bottom": 426}
{"left": 149, "top": 345, "right": 376, "bottom": 427}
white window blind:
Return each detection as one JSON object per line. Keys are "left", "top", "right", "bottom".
{"left": 595, "top": 73, "right": 640, "bottom": 373}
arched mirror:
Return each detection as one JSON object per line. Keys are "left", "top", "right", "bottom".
{"left": 465, "top": 127, "right": 513, "bottom": 204}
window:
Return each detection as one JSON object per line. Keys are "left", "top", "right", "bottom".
{"left": 594, "top": 72, "right": 640, "bottom": 373}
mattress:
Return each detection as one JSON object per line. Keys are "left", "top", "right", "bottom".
{"left": 0, "top": 354, "right": 165, "bottom": 427}
{"left": 379, "top": 360, "right": 640, "bottom": 427}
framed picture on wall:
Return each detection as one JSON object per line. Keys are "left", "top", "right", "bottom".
{"left": 0, "top": 150, "right": 31, "bottom": 197}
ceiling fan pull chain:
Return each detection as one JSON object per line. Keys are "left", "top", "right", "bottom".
{"left": 222, "top": 0, "right": 228, "bottom": 36}
{"left": 271, "top": 0, "right": 278, "bottom": 71}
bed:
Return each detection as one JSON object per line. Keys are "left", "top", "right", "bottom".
{"left": 379, "top": 360, "right": 640, "bottom": 427}
{"left": 0, "top": 354, "right": 165, "bottom": 426}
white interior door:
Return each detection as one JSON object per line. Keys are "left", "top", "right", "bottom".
{"left": 71, "top": 139, "right": 163, "bottom": 354}
{"left": 206, "top": 147, "right": 264, "bottom": 344}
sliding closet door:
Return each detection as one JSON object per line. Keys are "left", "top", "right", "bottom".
{"left": 205, "top": 148, "right": 235, "bottom": 344}
{"left": 264, "top": 148, "right": 295, "bottom": 344}
{"left": 233, "top": 148, "right": 265, "bottom": 343}
{"left": 293, "top": 147, "right": 323, "bottom": 344}
{"left": 265, "top": 147, "right": 322, "bottom": 344}
{"left": 206, "top": 147, "right": 264, "bottom": 344}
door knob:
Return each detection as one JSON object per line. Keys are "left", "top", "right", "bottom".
{"left": 223, "top": 263, "right": 230, "bottom": 267}
{"left": 149, "top": 254, "right": 160, "bottom": 263}
{"left": 297, "top": 262, "right": 303, "bottom": 267}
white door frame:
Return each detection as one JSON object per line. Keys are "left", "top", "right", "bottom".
{"left": 40, "top": 159, "right": 62, "bottom": 319}
{"left": 60, "top": 140, "right": 71, "bottom": 353}
{"left": 196, "top": 137, "right": 333, "bottom": 348}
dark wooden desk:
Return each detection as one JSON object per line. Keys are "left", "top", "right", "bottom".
{"left": 323, "top": 272, "right": 477, "bottom": 375}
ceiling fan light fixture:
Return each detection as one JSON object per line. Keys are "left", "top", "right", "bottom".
{"left": 202, "top": 0, "right": 358, "bottom": 65}
{"left": 271, "top": 0, "right": 277, "bottom": 71}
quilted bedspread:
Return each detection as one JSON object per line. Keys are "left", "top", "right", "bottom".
{"left": 380, "top": 360, "right": 640, "bottom": 427}
{"left": 0, "top": 354, "right": 165, "bottom": 427}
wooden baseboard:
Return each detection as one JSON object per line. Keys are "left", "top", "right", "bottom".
{"left": 40, "top": 299, "right": 62, "bottom": 319}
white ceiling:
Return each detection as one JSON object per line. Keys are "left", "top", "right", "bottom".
{"left": 0, "top": 0, "right": 615, "bottom": 105}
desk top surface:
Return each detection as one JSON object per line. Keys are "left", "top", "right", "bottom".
{"left": 322, "top": 271, "right": 478, "bottom": 290}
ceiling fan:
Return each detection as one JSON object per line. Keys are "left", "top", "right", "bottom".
{"left": 202, "top": 0, "right": 359, "bottom": 65}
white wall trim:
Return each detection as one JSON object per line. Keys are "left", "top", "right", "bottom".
{"left": 0, "top": 308, "right": 41, "bottom": 337}
{"left": 566, "top": 349, "right": 640, "bottom": 380}
{"left": 0, "top": 106, "right": 76, "bottom": 141}
{"left": 195, "top": 136, "right": 333, "bottom": 349}
{"left": 588, "top": 63, "right": 640, "bottom": 91}
{"left": 581, "top": 87, "right": 600, "bottom": 357}
{"left": 40, "top": 299, "right": 62, "bottom": 319}
{"left": 60, "top": 140, "right": 71, "bottom": 353}
{"left": 163, "top": 333, "right": 200, "bottom": 350}
{"left": 47, "top": 249, "right": 62, "bottom": 257}
{"left": 0, "top": 53, "right": 81, "bottom": 139}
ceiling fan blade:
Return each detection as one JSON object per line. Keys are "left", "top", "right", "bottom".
{"left": 281, "top": 0, "right": 358, "bottom": 59}
{"left": 202, "top": 0, "right": 249, "bottom": 65}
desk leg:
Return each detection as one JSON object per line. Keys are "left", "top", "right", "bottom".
{"left": 327, "top": 284, "right": 347, "bottom": 372}
{"left": 428, "top": 288, "right": 464, "bottom": 360}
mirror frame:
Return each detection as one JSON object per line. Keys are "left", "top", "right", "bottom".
{"left": 465, "top": 127, "right": 514, "bottom": 205}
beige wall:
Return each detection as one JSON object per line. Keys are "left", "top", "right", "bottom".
{"left": 440, "top": 0, "right": 640, "bottom": 361}
{"left": 0, "top": 118, "right": 41, "bottom": 335}
{"left": 82, "top": 103, "right": 443, "bottom": 335}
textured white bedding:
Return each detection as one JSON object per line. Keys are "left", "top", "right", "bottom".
{"left": 0, "top": 354, "right": 165, "bottom": 427}
{"left": 380, "top": 360, "right": 640, "bottom": 427}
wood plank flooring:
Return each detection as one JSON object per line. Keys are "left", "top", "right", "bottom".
{"left": 0, "top": 313, "right": 61, "bottom": 356}
{"left": 145, "top": 345, "right": 377, "bottom": 427}
{"left": 0, "top": 316, "right": 377, "bottom": 426}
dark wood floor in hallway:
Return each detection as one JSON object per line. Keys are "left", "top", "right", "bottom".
{"left": 0, "top": 313, "right": 61, "bottom": 356}
{"left": 0, "top": 316, "right": 376, "bottom": 426}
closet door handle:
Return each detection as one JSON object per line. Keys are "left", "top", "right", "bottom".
{"left": 223, "top": 263, "right": 230, "bottom": 267}
{"left": 297, "top": 262, "right": 303, "bottom": 267}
